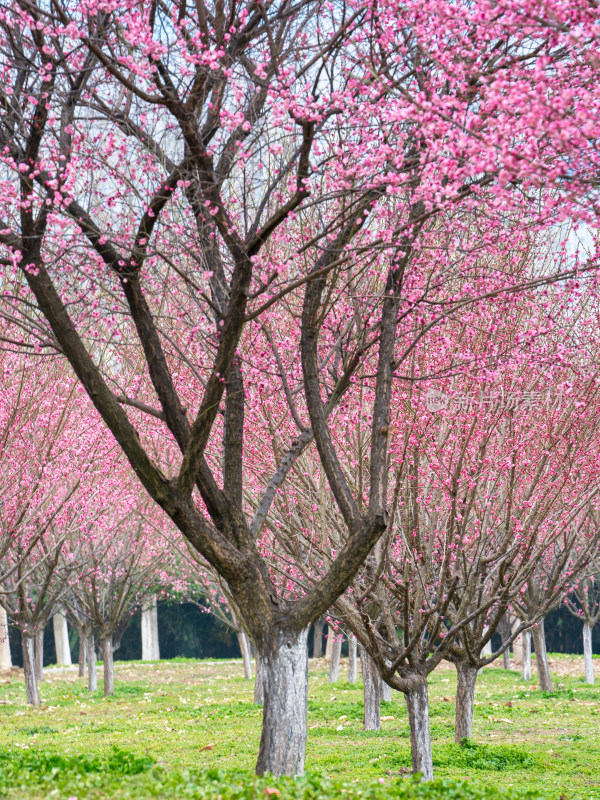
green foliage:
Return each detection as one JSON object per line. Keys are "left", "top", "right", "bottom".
{"left": 1, "top": 657, "right": 599, "bottom": 798}
{"left": 435, "top": 740, "right": 540, "bottom": 772}
{"left": 0, "top": 751, "right": 547, "bottom": 800}
{"left": 14, "top": 725, "right": 58, "bottom": 736}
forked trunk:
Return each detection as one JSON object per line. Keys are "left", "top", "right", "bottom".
{"left": 22, "top": 634, "right": 40, "bottom": 706}
{"left": 313, "top": 618, "right": 324, "bottom": 658}
{"left": 405, "top": 678, "right": 433, "bottom": 781}
{"left": 53, "top": 609, "right": 72, "bottom": 666}
{"left": 238, "top": 631, "right": 252, "bottom": 680}
{"left": 583, "top": 622, "right": 594, "bottom": 684}
{"left": 255, "top": 627, "right": 309, "bottom": 777}
{"left": 381, "top": 676, "right": 392, "bottom": 702}
{"left": 348, "top": 636, "right": 357, "bottom": 683}
{"left": 328, "top": 637, "right": 342, "bottom": 683}
{"left": 521, "top": 631, "right": 532, "bottom": 681}
{"left": 532, "top": 619, "right": 552, "bottom": 692}
{"left": 454, "top": 662, "right": 478, "bottom": 742}
{"left": 254, "top": 652, "right": 264, "bottom": 704}
{"left": 87, "top": 635, "right": 97, "bottom": 692}
{"left": 0, "top": 606, "right": 11, "bottom": 670}
{"left": 78, "top": 629, "right": 86, "bottom": 677}
{"left": 35, "top": 628, "right": 44, "bottom": 682}
{"left": 102, "top": 637, "right": 114, "bottom": 696}
{"left": 360, "top": 649, "right": 381, "bottom": 730}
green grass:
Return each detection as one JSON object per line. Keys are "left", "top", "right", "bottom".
{"left": 0, "top": 655, "right": 599, "bottom": 798}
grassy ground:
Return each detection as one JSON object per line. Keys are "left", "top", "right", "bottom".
{"left": 0, "top": 654, "right": 599, "bottom": 799}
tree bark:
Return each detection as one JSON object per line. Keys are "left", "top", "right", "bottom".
{"left": 53, "top": 609, "right": 72, "bottom": 666}
{"left": 255, "top": 627, "right": 309, "bottom": 777}
{"left": 238, "top": 630, "right": 252, "bottom": 680}
{"left": 0, "top": 606, "right": 11, "bottom": 670}
{"left": 101, "top": 637, "right": 115, "bottom": 696}
{"left": 503, "top": 648, "right": 511, "bottom": 670}
{"left": 405, "top": 678, "right": 434, "bottom": 781}
{"left": 35, "top": 627, "right": 44, "bottom": 682}
{"left": 141, "top": 595, "right": 160, "bottom": 660}
{"left": 22, "top": 634, "right": 40, "bottom": 706}
{"left": 521, "top": 631, "right": 532, "bottom": 681}
{"left": 360, "top": 649, "right": 381, "bottom": 731}
{"left": 328, "top": 637, "right": 342, "bottom": 683}
{"left": 454, "top": 662, "right": 478, "bottom": 742}
{"left": 583, "top": 622, "right": 594, "bottom": 684}
{"left": 313, "top": 618, "right": 324, "bottom": 658}
{"left": 348, "top": 636, "right": 357, "bottom": 683}
{"left": 532, "top": 619, "right": 552, "bottom": 692}
{"left": 254, "top": 651, "right": 264, "bottom": 704}
{"left": 78, "top": 629, "right": 86, "bottom": 677}
{"left": 87, "top": 634, "right": 97, "bottom": 692}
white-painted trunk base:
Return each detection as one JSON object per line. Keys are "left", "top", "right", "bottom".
{"left": 381, "top": 676, "right": 392, "bottom": 702}
{"left": 22, "top": 635, "right": 40, "bottom": 706}
{"left": 455, "top": 662, "right": 478, "bottom": 742}
{"left": 87, "top": 636, "right": 98, "bottom": 692}
{"left": 0, "top": 607, "right": 11, "bottom": 670}
{"left": 583, "top": 622, "right": 595, "bottom": 684}
{"left": 360, "top": 649, "right": 381, "bottom": 730}
{"left": 255, "top": 628, "right": 309, "bottom": 777}
{"left": 521, "top": 631, "right": 532, "bottom": 681}
{"left": 532, "top": 619, "right": 553, "bottom": 692}
{"left": 348, "top": 637, "right": 357, "bottom": 683}
{"left": 35, "top": 629, "right": 44, "bottom": 682}
{"left": 102, "top": 637, "right": 114, "bottom": 696}
{"left": 238, "top": 631, "right": 252, "bottom": 680}
{"left": 406, "top": 681, "right": 433, "bottom": 781}
{"left": 328, "top": 638, "right": 342, "bottom": 683}
{"left": 53, "top": 610, "right": 72, "bottom": 666}
{"left": 141, "top": 597, "right": 160, "bottom": 661}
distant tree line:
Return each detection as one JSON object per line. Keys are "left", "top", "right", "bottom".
{"left": 5, "top": 602, "right": 591, "bottom": 669}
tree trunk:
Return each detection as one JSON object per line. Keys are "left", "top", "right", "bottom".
{"left": 481, "top": 632, "right": 493, "bottom": 657}
{"left": 454, "top": 662, "right": 478, "bottom": 742}
{"left": 498, "top": 615, "right": 511, "bottom": 669}
{"left": 141, "top": 596, "right": 160, "bottom": 660}
{"left": 22, "top": 634, "right": 40, "bottom": 706}
{"left": 381, "top": 675, "right": 392, "bottom": 702}
{"left": 405, "top": 678, "right": 434, "bottom": 781}
{"left": 87, "top": 635, "right": 97, "bottom": 692}
{"left": 325, "top": 627, "right": 334, "bottom": 662}
{"left": 532, "top": 619, "right": 552, "bottom": 692}
{"left": 328, "top": 637, "right": 342, "bottom": 683}
{"left": 583, "top": 622, "right": 594, "bottom": 685}
{"left": 237, "top": 630, "right": 252, "bottom": 680}
{"left": 101, "top": 637, "right": 114, "bottom": 696}
{"left": 255, "top": 627, "right": 309, "bottom": 777}
{"left": 360, "top": 648, "right": 381, "bottom": 731}
{"left": 521, "top": 631, "right": 532, "bottom": 681}
{"left": 35, "top": 627, "right": 44, "bottom": 682}
{"left": 254, "top": 651, "right": 264, "bottom": 704}
{"left": 313, "top": 618, "right": 324, "bottom": 658}
{"left": 512, "top": 628, "right": 523, "bottom": 667}
{"left": 53, "top": 609, "right": 72, "bottom": 666}
{"left": 348, "top": 636, "right": 357, "bottom": 683}
{"left": 78, "top": 629, "right": 87, "bottom": 677}
{"left": 0, "top": 606, "right": 11, "bottom": 670}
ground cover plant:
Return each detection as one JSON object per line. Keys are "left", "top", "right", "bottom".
{"left": 0, "top": 655, "right": 599, "bottom": 799}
